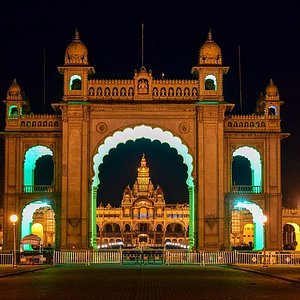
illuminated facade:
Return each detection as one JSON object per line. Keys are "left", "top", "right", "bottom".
{"left": 96, "top": 155, "right": 189, "bottom": 248}
{"left": 0, "top": 30, "right": 288, "bottom": 251}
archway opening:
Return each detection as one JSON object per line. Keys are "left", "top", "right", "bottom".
{"left": 234, "top": 200, "right": 266, "bottom": 251}
{"left": 91, "top": 124, "right": 194, "bottom": 250}
{"left": 232, "top": 156, "right": 252, "bottom": 185}
{"left": 34, "top": 155, "right": 54, "bottom": 185}
{"left": 24, "top": 146, "right": 53, "bottom": 192}
{"left": 232, "top": 146, "right": 262, "bottom": 193}
{"left": 283, "top": 223, "right": 300, "bottom": 251}
{"left": 21, "top": 200, "right": 55, "bottom": 251}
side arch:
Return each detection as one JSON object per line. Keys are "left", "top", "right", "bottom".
{"left": 232, "top": 146, "right": 262, "bottom": 188}
{"left": 24, "top": 146, "right": 53, "bottom": 187}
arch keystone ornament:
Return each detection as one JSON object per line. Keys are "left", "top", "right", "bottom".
{"left": 1, "top": 30, "right": 288, "bottom": 252}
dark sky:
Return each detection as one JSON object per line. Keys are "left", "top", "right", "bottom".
{"left": 0, "top": 1, "right": 300, "bottom": 207}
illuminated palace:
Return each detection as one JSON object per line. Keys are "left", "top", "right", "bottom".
{"left": 96, "top": 155, "right": 189, "bottom": 248}
{"left": 0, "top": 29, "right": 290, "bottom": 251}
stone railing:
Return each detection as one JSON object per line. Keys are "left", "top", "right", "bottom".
{"left": 23, "top": 185, "right": 55, "bottom": 193}
{"left": 231, "top": 185, "right": 262, "bottom": 194}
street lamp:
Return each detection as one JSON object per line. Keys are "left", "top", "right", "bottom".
{"left": 10, "top": 214, "right": 18, "bottom": 269}
{"left": 263, "top": 215, "right": 267, "bottom": 268}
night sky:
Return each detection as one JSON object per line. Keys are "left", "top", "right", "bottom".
{"left": 0, "top": 1, "right": 300, "bottom": 207}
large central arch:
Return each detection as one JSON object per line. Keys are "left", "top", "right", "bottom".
{"left": 91, "top": 124, "right": 195, "bottom": 249}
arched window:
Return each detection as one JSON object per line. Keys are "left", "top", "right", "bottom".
{"left": 192, "top": 88, "right": 197, "bottom": 97}
{"left": 69, "top": 75, "right": 82, "bottom": 90}
{"left": 160, "top": 88, "right": 166, "bottom": 96}
{"left": 9, "top": 105, "right": 18, "bottom": 118}
{"left": 184, "top": 88, "right": 190, "bottom": 96}
{"left": 120, "top": 87, "right": 126, "bottom": 96}
{"left": 89, "top": 88, "right": 94, "bottom": 95}
{"left": 140, "top": 207, "right": 147, "bottom": 219}
{"left": 128, "top": 88, "right": 134, "bottom": 96}
{"left": 104, "top": 87, "right": 110, "bottom": 96}
{"left": 24, "top": 146, "right": 54, "bottom": 188}
{"left": 112, "top": 87, "right": 118, "bottom": 96}
{"left": 232, "top": 146, "right": 262, "bottom": 191}
{"left": 168, "top": 88, "right": 174, "bottom": 97}
{"left": 205, "top": 75, "right": 217, "bottom": 90}
{"left": 176, "top": 88, "right": 182, "bottom": 97}
{"left": 104, "top": 224, "right": 113, "bottom": 233}
{"left": 268, "top": 106, "right": 277, "bottom": 116}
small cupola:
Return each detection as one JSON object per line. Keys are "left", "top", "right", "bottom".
{"left": 199, "top": 30, "right": 222, "bottom": 65}
{"left": 64, "top": 29, "right": 89, "bottom": 65}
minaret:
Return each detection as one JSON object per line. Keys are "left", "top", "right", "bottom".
{"left": 57, "top": 29, "right": 95, "bottom": 101}
{"left": 264, "top": 79, "right": 283, "bottom": 117}
{"left": 191, "top": 30, "right": 229, "bottom": 101}
{"left": 4, "top": 79, "right": 30, "bottom": 130}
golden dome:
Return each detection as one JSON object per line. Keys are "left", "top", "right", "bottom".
{"left": 199, "top": 30, "right": 222, "bottom": 65}
{"left": 64, "top": 29, "right": 88, "bottom": 65}
{"left": 265, "top": 79, "right": 279, "bottom": 100}
{"left": 7, "top": 78, "right": 22, "bottom": 100}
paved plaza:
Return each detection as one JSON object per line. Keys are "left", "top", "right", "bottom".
{"left": 0, "top": 264, "right": 300, "bottom": 299}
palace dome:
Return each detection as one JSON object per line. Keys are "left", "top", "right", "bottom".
{"left": 265, "top": 79, "right": 279, "bottom": 100}
{"left": 64, "top": 29, "right": 88, "bottom": 65}
{"left": 199, "top": 30, "right": 222, "bottom": 65}
{"left": 7, "top": 78, "right": 22, "bottom": 100}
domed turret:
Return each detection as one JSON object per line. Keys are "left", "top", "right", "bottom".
{"left": 64, "top": 29, "right": 89, "bottom": 65}
{"left": 199, "top": 30, "right": 222, "bottom": 65}
{"left": 265, "top": 79, "right": 279, "bottom": 100}
{"left": 7, "top": 78, "right": 22, "bottom": 100}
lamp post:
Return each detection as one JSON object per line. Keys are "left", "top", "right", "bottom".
{"left": 263, "top": 215, "right": 267, "bottom": 268}
{"left": 10, "top": 214, "right": 18, "bottom": 269}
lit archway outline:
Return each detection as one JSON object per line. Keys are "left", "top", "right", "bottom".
{"left": 21, "top": 200, "right": 51, "bottom": 251}
{"left": 91, "top": 124, "right": 195, "bottom": 249}
{"left": 92, "top": 125, "right": 194, "bottom": 187}
{"left": 24, "top": 146, "right": 53, "bottom": 186}
{"left": 234, "top": 200, "right": 266, "bottom": 250}
{"left": 233, "top": 146, "right": 262, "bottom": 187}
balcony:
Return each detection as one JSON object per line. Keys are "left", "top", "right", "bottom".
{"left": 231, "top": 185, "right": 262, "bottom": 194}
{"left": 23, "top": 185, "right": 55, "bottom": 193}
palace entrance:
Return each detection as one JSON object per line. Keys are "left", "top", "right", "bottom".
{"left": 1, "top": 30, "right": 286, "bottom": 251}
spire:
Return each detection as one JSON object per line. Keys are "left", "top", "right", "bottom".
{"left": 208, "top": 29, "right": 212, "bottom": 41}
{"left": 74, "top": 28, "right": 80, "bottom": 41}
{"left": 141, "top": 23, "right": 144, "bottom": 67}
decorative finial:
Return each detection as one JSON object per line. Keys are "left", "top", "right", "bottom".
{"left": 141, "top": 23, "right": 144, "bottom": 67}
{"left": 74, "top": 28, "right": 80, "bottom": 40}
{"left": 208, "top": 29, "right": 212, "bottom": 41}
{"left": 270, "top": 78, "right": 274, "bottom": 85}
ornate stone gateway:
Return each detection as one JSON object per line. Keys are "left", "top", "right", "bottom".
{"left": 1, "top": 30, "right": 287, "bottom": 251}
